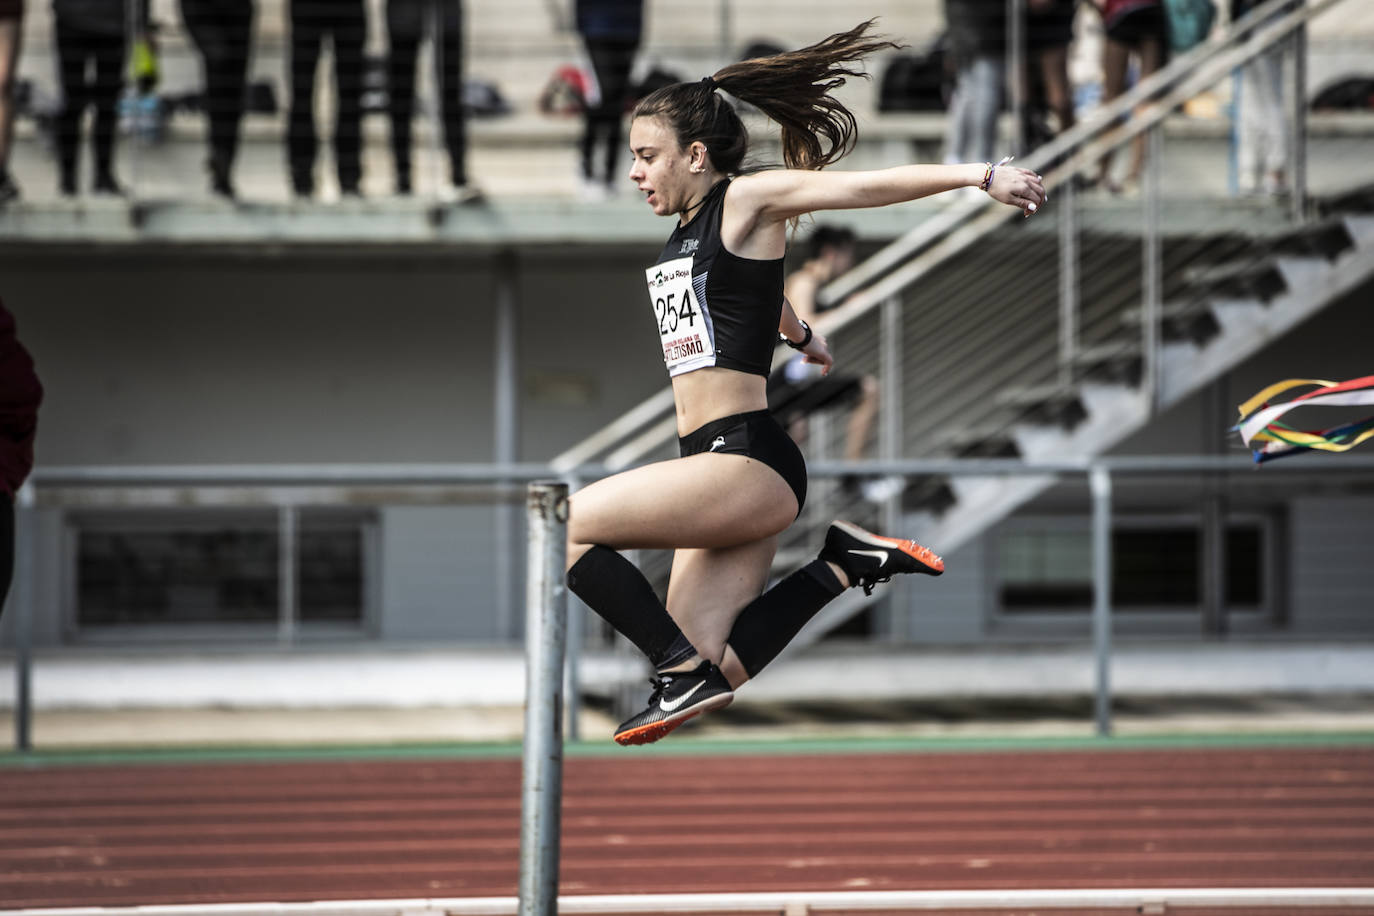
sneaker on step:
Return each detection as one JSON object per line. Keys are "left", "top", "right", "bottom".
{"left": 613, "top": 660, "right": 733, "bottom": 746}
{"left": 820, "top": 520, "right": 944, "bottom": 595}
{"left": 0, "top": 173, "right": 20, "bottom": 206}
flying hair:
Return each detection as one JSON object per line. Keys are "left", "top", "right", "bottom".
{"left": 633, "top": 20, "right": 903, "bottom": 174}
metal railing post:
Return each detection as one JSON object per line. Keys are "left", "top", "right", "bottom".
{"left": 124, "top": 0, "right": 141, "bottom": 202}
{"left": 1090, "top": 465, "right": 1113, "bottom": 737}
{"left": 278, "top": 504, "right": 298, "bottom": 646}
{"left": 1141, "top": 125, "right": 1162, "bottom": 413}
{"left": 563, "top": 476, "right": 583, "bottom": 744}
{"left": 1058, "top": 178, "right": 1078, "bottom": 389}
{"left": 429, "top": 0, "right": 446, "bottom": 201}
{"left": 519, "top": 481, "right": 568, "bottom": 916}
{"left": 1288, "top": 20, "right": 1308, "bottom": 222}
{"left": 12, "top": 482, "right": 36, "bottom": 753}
{"left": 879, "top": 295, "right": 905, "bottom": 634}
{"left": 495, "top": 252, "right": 521, "bottom": 640}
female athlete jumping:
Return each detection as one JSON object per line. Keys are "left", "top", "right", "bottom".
{"left": 566, "top": 20, "right": 1046, "bottom": 745}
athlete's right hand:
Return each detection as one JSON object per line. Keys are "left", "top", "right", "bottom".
{"left": 801, "top": 333, "right": 833, "bottom": 376}
{"left": 987, "top": 164, "right": 1047, "bottom": 217}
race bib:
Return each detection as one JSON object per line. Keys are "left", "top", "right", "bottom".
{"left": 646, "top": 256, "right": 714, "bottom": 374}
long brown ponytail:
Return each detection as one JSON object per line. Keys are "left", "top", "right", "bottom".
{"left": 633, "top": 20, "right": 902, "bottom": 174}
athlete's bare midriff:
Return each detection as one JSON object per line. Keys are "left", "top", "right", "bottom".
{"left": 671, "top": 366, "right": 769, "bottom": 436}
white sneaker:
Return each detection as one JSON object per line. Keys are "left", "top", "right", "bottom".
{"left": 578, "top": 177, "right": 612, "bottom": 202}
{"left": 861, "top": 476, "right": 905, "bottom": 503}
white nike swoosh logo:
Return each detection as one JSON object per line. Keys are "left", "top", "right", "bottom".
{"left": 848, "top": 548, "right": 889, "bottom": 566}
{"left": 659, "top": 679, "right": 707, "bottom": 712}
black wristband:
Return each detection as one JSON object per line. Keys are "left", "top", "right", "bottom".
{"left": 782, "top": 320, "right": 812, "bottom": 350}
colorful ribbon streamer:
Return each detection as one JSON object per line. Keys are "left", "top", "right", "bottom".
{"left": 1235, "top": 375, "right": 1374, "bottom": 463}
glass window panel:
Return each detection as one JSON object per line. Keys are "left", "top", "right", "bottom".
{"left": 999, "top": 521, "right": 1264, "bottom": 614}
{"left": 75, "top": 511, "right": 367, "bottom": 629}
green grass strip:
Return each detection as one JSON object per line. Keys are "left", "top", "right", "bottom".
{"left": 3, "top": 729, "right": 1373, "bottom": 768}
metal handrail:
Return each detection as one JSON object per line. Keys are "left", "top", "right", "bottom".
{"left": 12, "top": 454, "right": 1374, "bottom": 755}
{"left": 827, "top": 0, "right": 1334, "bottom": 305}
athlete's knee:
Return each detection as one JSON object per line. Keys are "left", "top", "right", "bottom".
{"left": 565, "top": 494, "right": 594, "bottom": 570}
{"left": 566, "top": 534, "right": 593, "bottom": 572}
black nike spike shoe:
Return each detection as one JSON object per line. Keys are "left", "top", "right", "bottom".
{"left": 613, "top": 660, "right": 734, "bottom": 746}
{"left": 820, "top": 520, "right": 945, "bottom": 596}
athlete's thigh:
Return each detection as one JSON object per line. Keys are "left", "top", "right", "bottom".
{"left": 664, "top": 537, "right": 777, "bottom": 660}
{"left": 568, "top": 453, "right": 797, "bottom": 551}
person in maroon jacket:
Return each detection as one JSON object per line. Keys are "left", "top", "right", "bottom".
{"left": 1, "top": 296, "right": 42, "bottom": 618}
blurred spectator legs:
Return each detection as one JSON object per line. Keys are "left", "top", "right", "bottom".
{"left": 288, "top": 0, "right": 366, "bottom": 197}
{"left": 1094, "top": 6, "right": 1166, "bottom": 192}
{"left": 387, "top": 0, "right": 467, "bottom": 195}
{"left": 181, "top": 0, "right": 254, "bottom": 199}
{"left": 946, "top": 54, "right": 1002, "bottom": 163}
{"left": 54, "top": 16, "right": 125, "bottom": 195}
{"left": 1024, "top": 0, "right": 1077, "bottom": 149}
{"left": 579, "top": 35, "right": 635, "bottom": 196}
{"left": 1236, "top": 44, "right": 1287, "bottom": 196}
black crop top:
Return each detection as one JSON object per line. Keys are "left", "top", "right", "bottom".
{"left": 645, "top": 179, "right": 785, "bottom": 378}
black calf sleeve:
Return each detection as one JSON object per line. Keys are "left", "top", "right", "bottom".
{"left": 567, "top": 545, "right": 697, "bottom": 671}
{"left": 726, "top": 559, "right": 846, "bottom": 678}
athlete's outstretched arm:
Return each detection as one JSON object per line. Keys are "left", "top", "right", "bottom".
{"left": 779, "top": 296, "right": 833, "bottom": 375}
{"left": 733, "top": 162, "right": 1046, "bottom": 225}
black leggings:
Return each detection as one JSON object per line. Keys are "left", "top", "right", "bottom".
{"left": 180, "top": 0, "right": 253, "bottom": 178}
{"left": 387, "top": 0, "right": 466, "bottom": 187}
{"left": 288, "top": 0, "right": 366, "bottom": 191}
{"left": 579, "top": 35, "right": 636, "bottom": 184}
{"left": 54, "top": 18, "right": 125, "bottom": 185}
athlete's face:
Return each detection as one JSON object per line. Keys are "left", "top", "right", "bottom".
{"left": 628, "top": 116, "right": 701, "bottom": 220}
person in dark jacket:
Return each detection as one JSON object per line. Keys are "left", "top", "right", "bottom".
{"left": 52, "top": 0, "right": 149, "bottom": 195}
{"left": 575, "top": 0, "right": 642, "bottom": 199}
{"left": 0, "top": 296, "right": 42, "bottom": 619}
{"left": 180, "top": 0, "right": 254, "bottom": 198}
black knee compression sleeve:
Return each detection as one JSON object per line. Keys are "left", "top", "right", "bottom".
{"left": 726, "top": 559, "right": 846, "bottom": 679}
{"left": 567, "top": 545, "right": 697, "bottom": 671}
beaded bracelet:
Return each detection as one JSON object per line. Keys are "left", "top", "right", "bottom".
{"left": 979, "top": 156, "right": 1014, "bottom": 193}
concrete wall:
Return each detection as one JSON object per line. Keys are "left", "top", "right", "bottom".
{"left": 3, "top": 244, "right": 1372, "bottom": 649}
{"left": 1289, "top": 498, "right": 1374, "bottom": 635}
{"left": 3, "top": 248, "right": 666, "bottom": 466}
{"left": 0, "top": 245, "right": 666, "bottom": 649}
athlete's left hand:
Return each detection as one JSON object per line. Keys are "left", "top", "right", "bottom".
{"left": 987, "top": 163, "right": 1047, "bottom": 217}
{"left": 801, "top": 333, "right": 834, "bottom": 376}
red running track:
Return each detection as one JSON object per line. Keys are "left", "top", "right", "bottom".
{"left": 2, "top": 745, "right": 1372, "bottom": 909}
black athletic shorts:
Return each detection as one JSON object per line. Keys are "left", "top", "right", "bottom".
{"left": 679, "top": 409, "right": 808, "bottom": 514}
